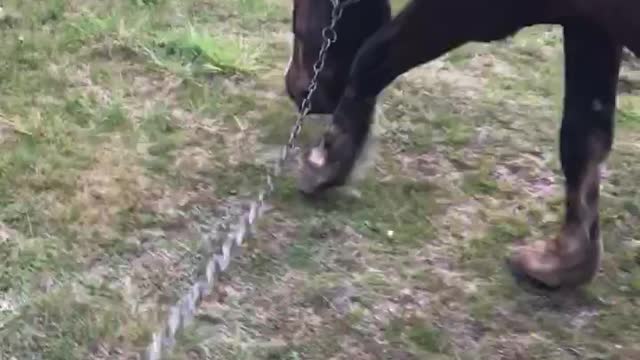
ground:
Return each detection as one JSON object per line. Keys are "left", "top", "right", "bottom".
{"left": 1, "top": 0, "right": 639, "bottom": 359}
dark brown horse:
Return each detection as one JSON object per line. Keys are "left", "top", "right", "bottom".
{"left": 285, "top": 0, "right": 640, "bottom": 292}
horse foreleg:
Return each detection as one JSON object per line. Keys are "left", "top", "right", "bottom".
{"left": 297, "top": 0, "right": 540, "bottom": 194}
{"left": 508, "top": 18, "right": 622, "bottom": 290}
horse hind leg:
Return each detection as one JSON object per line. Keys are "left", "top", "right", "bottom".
{"left": 508, "top": 19, "right": 622, "bottom": 290}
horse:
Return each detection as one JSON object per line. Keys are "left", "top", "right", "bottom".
{"left": 284, "top": 0, "right": 640, "bottom": 292}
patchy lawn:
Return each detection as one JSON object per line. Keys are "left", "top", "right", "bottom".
{"left": 0, "top": 0, "right": 639, "bottom": 359}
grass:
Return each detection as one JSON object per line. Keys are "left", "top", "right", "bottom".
{"left": 0, "top": 0, "right": 639, "bottom": 359}
{"left": 147, "top": 24, "right": 265, "bottom": 76}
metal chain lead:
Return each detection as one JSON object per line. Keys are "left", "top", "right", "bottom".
{"left": 143, "top": 1, "right": 360, "bottom": 359}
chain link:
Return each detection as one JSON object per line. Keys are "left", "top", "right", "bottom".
{"left": 143, "top": 1, "right": 360, "bottom": 359}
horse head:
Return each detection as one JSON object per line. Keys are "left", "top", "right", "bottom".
{"left": 285, "top": 0, "right": 391, "bottom": 114}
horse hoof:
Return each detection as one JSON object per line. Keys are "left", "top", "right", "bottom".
{"left": 296, "top": 130, "right": 358, "bottom": 196}
{"left": 297, "top": 168, "right": 347, "bottom": 197}
{"left": 296, "top": 156, "right": 342, "bottom": 196}
{"left": 505, "top": 258, "right": 562, "bottom": 295}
